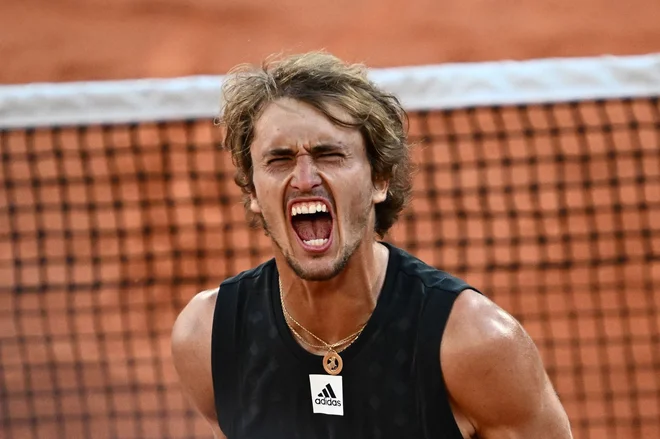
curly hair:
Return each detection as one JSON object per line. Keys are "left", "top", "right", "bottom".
{"left": 217, "top": 51, "right": 414, "bottom": 238}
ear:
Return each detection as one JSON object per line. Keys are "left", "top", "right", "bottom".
{"left": 249, "top": 192, "right": 262, "bottom": 214}
{"left": 372, "top": 179, "right": 389, "bottom": 204}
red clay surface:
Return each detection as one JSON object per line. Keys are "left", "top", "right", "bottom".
{"left": 1, "top": 0, "right": 660, "bottom": 84}
{"left": 1, "top": 2, "right": 659, "bottom": 439}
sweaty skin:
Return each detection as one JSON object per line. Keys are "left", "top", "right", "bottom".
{"left": 171, "top": 99, "right": 573, "bottom": 439}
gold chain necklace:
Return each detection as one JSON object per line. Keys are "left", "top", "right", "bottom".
{"left": 285, "top": 321, "right": 364, "bottom": 351}
{"left": 278, "top": 277, "right": 366, "bottom": 375}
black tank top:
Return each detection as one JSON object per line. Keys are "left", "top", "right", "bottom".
{"left": 211, "top": 242, "right": 477, "bottom": 439}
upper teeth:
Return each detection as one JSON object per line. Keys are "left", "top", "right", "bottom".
{"left": 291, "top": 202, "right": 328, "bottom": 216}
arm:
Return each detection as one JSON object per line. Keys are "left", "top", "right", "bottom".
{"left": 442, "top": 289, "right": 573, "bottom": 439}
{"left": 171, "top": 289, "right": 227, "bottom": 439}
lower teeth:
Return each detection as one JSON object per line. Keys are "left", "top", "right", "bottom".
{"left": 303, "top": 238, "right": 328, "bottom": 247}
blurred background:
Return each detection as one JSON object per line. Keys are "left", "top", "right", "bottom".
{"left": 1, "top": 1, "right": 660, "bottom": 439}
{"left": 2, "top": 0, "right": 660, "bottom": 83}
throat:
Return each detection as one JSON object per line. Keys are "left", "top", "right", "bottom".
{"left": 292, "top": 213, "right": 332, "bottom": 241}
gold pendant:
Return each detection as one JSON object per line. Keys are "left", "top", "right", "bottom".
{"left": 323, "top": 351, "right": 343, "bottom": 375}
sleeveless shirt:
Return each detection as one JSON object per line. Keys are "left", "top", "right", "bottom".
{"left": 211, "top": 242, "right": 477, "bottom": 439}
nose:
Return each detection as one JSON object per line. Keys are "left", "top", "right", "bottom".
{"left": 290, "top": 155, "right": 322, "bottom": 192}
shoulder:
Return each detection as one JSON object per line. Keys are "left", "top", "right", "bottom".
{"left": 171, "top": 288, "right": 230, "bottom": 438}
{"left": 388, "top": 244, "right": 472, "bottom": 293}
{"left": 442, "top": 289, "right": 539, "bottom": 409}
{"left": 169, "top": 259, "right": 275, "bottom": 410}
{"left": 441, "top": 289, "right": 538, "bottom": 388}
{"left": 171, "top": 257, "right": 276, "bottom": 352}
{"left": 170, "top": 289, "right": 219, "bottom": 422}
{"left": 172, "top": 288, "right": 218, "bottom": 349}
{"left": 441, "top": 290, "right": 572, "bottom": 436}
{"left": 171, "top": 288, "right": 218, "bottom": 384}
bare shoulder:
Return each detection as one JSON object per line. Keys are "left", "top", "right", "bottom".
{"left": 171, "top": 289, "right": 226, "bottom": 438}
{"left": 441, "top": 289, "right": 573, "bottom": 438}
{"left": 172, "top": 288, "right": 218, "bottom": 346}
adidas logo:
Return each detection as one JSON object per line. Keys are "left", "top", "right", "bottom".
{"left": 314, "top": 383, "right": 342, "bottom": 407}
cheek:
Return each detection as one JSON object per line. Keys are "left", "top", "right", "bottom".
{"left": 342, "top": 172, "right": 374, "bottom": 210}
{"left": 251, "top": 174, "right": 282, "bottom": 216}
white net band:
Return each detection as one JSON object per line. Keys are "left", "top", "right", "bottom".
{"left": 1, "top": 52, "right": 659, "bottom": 129}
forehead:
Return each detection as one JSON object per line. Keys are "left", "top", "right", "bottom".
{"left": 251, "top": 98, "right": 363, "bottom": 153}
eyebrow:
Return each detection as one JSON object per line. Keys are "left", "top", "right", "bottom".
{"left": 262, "top": 143, "right": 345, "bottom": 160}
{"left": 263, "top": 147, "right": 294, "bottom": 160}
{"left": 311, "top": 143, "right": 345, "bottom": 154}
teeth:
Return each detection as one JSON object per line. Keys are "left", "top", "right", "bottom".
{"left": 290, "top": 201, "right": 329, "bottom": 217}
{"left": 303, "top": 238, "right": 328, "bottom": 247}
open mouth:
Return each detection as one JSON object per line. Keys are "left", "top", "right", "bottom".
{"left": 289, "top": 199, "right": 334, "bottom": 252}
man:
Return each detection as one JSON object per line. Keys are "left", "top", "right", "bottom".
{"left": 171, "top": 51, "right": 573, "bottom": 439}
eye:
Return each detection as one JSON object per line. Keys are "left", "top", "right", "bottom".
{"left": 267, "top": 157, "right": 291, "bottom": 165}
{"left": 319, "top": 153, "right": 344, "bottom": 160}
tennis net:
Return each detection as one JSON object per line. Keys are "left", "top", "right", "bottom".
{"left": 1, "top": 53, "right": 659, "bottom": 439}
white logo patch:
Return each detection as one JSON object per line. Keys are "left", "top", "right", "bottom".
{"left": 309, "top": 374, "right": 344, "bottom": 416}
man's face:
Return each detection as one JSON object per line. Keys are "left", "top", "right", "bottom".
{"left": 249, "top": 98, "right": 388, "bottom": 281}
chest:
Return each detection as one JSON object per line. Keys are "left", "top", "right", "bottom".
{"left": 236, "top": 302, "right": 429, "bottom": 435}
{"left": 234, "top": 344, "right": 425, "bottom": 439}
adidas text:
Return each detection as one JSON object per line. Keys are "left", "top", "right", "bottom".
{"left": 314, "top": 397, "right": 342, "bottom": 407}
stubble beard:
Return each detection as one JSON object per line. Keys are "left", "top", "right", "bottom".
{"left": 261, "top": 205, "right": 372, "bottom": 282}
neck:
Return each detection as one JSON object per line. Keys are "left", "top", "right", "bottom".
{"left": 276, "top": 240, "right": 390, "bottom": 347}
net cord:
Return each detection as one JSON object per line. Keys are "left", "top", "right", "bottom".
{"left": 1, "top": 53, "right": 660, "bottom": 128}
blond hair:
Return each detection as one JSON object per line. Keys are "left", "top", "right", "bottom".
{"left": 218, "top": 51, "right": 413, "bottom": 237}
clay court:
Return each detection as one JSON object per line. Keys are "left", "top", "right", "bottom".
{"left": 1, "top": 1, "right": 660, "bottom": 438}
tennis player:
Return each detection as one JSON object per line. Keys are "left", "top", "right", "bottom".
{"left": 171, "top": 51, "right": 573, "bottom": 439}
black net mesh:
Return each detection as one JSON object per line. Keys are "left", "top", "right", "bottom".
{"left": 1, "top": 98, "right": 659, "bottom": 439}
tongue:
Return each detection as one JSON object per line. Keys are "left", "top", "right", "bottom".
{"left": 292, "top": 215, "right": 332, "bottom": 241}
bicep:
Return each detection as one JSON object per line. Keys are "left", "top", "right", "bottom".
{"left": 171, "top": 289, "right": 227, "bottom": 439}
{"left": 442, "top": 290, "right": 573, "bottom": 438}
{"left": 476, "top": 372, "right": 572, "bottom": 439}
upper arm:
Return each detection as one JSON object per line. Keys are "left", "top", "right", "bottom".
{"left": 171, "top": 289, "right": 227, "bottom": 439}
{"left": 441, "top": 289, "right": 573, "bottom": 439}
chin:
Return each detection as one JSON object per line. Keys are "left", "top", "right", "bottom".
{"left": 284, "top": 240, "right": 358, "bottom": 282}
{"left": 285, "top": 255, "right": 345, "bottom": 282}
